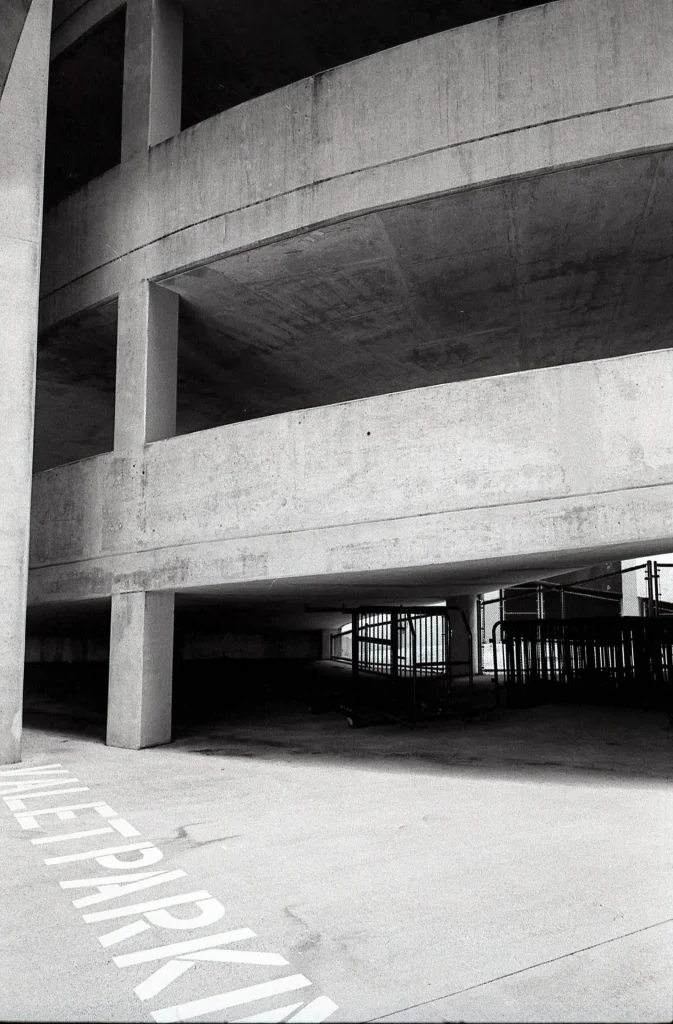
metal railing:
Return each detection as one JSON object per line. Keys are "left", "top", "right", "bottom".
{"left": 492, "top": 616, "right": 673, "bottom": 710}
{"left": 328, "top": 605, "right": 474, "bottom": 724}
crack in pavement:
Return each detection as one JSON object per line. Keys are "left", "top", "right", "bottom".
{"left": 367, "top": 916, "right": 673, "bottom": 1022}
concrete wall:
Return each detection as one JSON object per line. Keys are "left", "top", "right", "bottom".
{"left": 39, "top": 0, "right": 673, "bottom": 331}
{"left": 28, "top": 349, "right": 673, "bottom": 605}
{"left": 0, "top": 0, "right": 52, "bottom": 761}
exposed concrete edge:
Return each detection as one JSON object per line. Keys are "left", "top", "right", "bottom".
{"left": 50, "top": 0, "right": 122, "bottom": 59}
{"left": 38, "top": 96, "right": 673, "bottom": 332}
{"left": 27, "top": 481, "right": 673, "bottom": 605}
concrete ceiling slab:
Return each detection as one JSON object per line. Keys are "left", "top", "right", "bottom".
{"left": 208, "top": 215, "right": 389, "bottom": 284}
{"left": 378, "top": 185, "right": 511, "bottom": 264}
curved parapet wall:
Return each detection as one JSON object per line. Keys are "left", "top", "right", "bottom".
{"left": 40, "top": 0, "right": 673, "bottom": 330}
{"left": 28, "top": 350, "right": 673, "bottom": 604}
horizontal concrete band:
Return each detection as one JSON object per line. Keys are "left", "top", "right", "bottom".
{"left": 28, "top": 349, "right": 673, "bottom": 603}
{"left": 39, "top": 0, "right": 673, "bottom": 329}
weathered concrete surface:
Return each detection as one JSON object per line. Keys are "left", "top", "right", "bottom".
{"left": 2, "top": 705, "right": 672, "bottom": 1021}
{"left": 35, "top": 148, "right": 673, "bottom": 472}
{"left": 121, "top": 0, "right": 182, "bottom": 160}
{"left": 39, "top": 0, "right": 673, "bottom": 330}
{"left": 107, "top": 589, "right": 174, "bottom": 749}
{"left": 0, "top": 0, "right": 31, "bottom": 100}
{"left": 114, "top": 281, "right": 178, "bottom": 451}
{"left": 28, "top": 349, "right": 673, "bottom": 606}
{"left": 0, "top": 0, "right": 51, "bottom": 761}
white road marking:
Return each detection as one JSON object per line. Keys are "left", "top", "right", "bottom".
{"left": 287, "top": 997, "right": 339, "bottom": 1022}
{"left": 0, "top": 778, "right": 79, "bottom": 793}
{"left": 151, "top": 974, "right": 313, "bottom": 1023}
{"left": 16, "top": 800, "right": 107, "bottom": 827}
{"left": 181, "top": 950, "right": 288, "bottom": 966}
{"left": 44, "top": 840, "right": 156, "bottom": 865}
{"left": 32, "top": 827, "right": 115, "bottom": 845}
{"left": 113, "top": 929, "right": 257, "bottom": 967}
{"left": 82, "top": 890, "right": 211, "bottom": 923}
{"left": 231, "top": 1003, "right": 303, "bottom": 1023}
{"left": 3, "top": 764, "right": 339, "bottom": 1019}
{"left": 143, "top": 896, "right": 225, "bottom": 931}
{"left": 98, "top": 919, "right": 152, "bottom": 947}
{"left": 73, "top": 869, "right": 187, "bottom": 908}
{"left": 62, "top": 871, "right": 167, "bottom": 888}
{"left": 109, "top": 818, "right": 140, "bottom": 837}
{"left": 9, "top": 789, "right": 90, "bottom": 812}
{"left": 135, "top": 960, "right": 195, "bottom": 1000}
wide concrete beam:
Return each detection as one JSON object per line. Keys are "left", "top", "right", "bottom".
{"left": 39, "top": 0, "right": 673, "bottom": 330}
{"left": 27, "top": 349, "right": 673, "bottom": 605}
{"left": 0, "top": 0, "right": 51, "bottom": 762}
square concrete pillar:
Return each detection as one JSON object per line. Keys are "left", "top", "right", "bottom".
{"left": 0, "top": 0, "right": 52, "bottom": 763}
{"left": 122, "top": 0, "right": 183, "bottom": 161}
{"left": 482, "top": 590, "right": 503, "bottom": 676}
{"left": 621, "top": 568, "right": 641, "bottom": 617}
{"left": 114, "top": 280, "right": 178, "bottom": 452}
{"left": 107, "top": 590, "right": 174, "bottom": 749}
{"left": 320, "top": 630, "right": 332, "bottom": 659}
{"left": 446, "top": 595, "right": 479, "bottom": 679}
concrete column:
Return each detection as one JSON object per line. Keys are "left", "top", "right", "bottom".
{"left": 482, "top": 590, "right": 503, "bottom": 675}
{"left": 621, "top": 568, "right": 641, "bottom": 617}
{"left": 121, "top": 0, "right": 183, "bottom": 161}
{"left": 114, "top": 280, "right": 178, "bottom": 452}
{"left": 446, "top": 595, "right": 478, "bottom": 679}
{"left": 110, "top": 281, "right": 177, "bottom": 748}
{"left": 0, "top": 0, "right": 52, "bottom": 763}
{"left": 107, "top": 591, "right": 174, "bottom": 748}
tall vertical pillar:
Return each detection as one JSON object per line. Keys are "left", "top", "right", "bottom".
{"left": 482, "top": 590, "right": 503, "bottom": 676}
{"left": 621, "top": 568, "right": 640, "bottom": 617}
{"left": 107, "top": 281, "right": 178, "bottom": 748}
{"left": 446, "top": 595, "right": 478, "bottom": 679}
{"left": 122, "top": 0, "right": 183, "bottom": 161}
{"left": 0, "top": 0, "right": 52, "bottom": 763}
{"left": 107, "top": 591, "right": 174, "bottom": 749}
{"left": 109, "top": 0, "right": 181, "bottom": 749}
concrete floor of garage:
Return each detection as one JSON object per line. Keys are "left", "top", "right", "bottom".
{"left": 3, "top": 665, "right": 673, "bottom": 1022}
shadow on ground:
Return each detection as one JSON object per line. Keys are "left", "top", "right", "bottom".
{"left": 22, "top": 659, "right": 673, "bottom": 784}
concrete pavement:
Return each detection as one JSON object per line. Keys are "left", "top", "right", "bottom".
{"left": 1, "top": 704, "right": 672, "bottom": 1022}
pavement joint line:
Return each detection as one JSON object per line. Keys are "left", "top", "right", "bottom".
{"left": 367, "top": 916, "right": 673, "bottom": 1022}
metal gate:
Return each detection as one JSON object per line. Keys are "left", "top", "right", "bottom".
{"left": 330, "top": 606, "right": 474, "bottom": 724}
{"left": 493, "top": 616, "right": 673, "bottom": 710}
